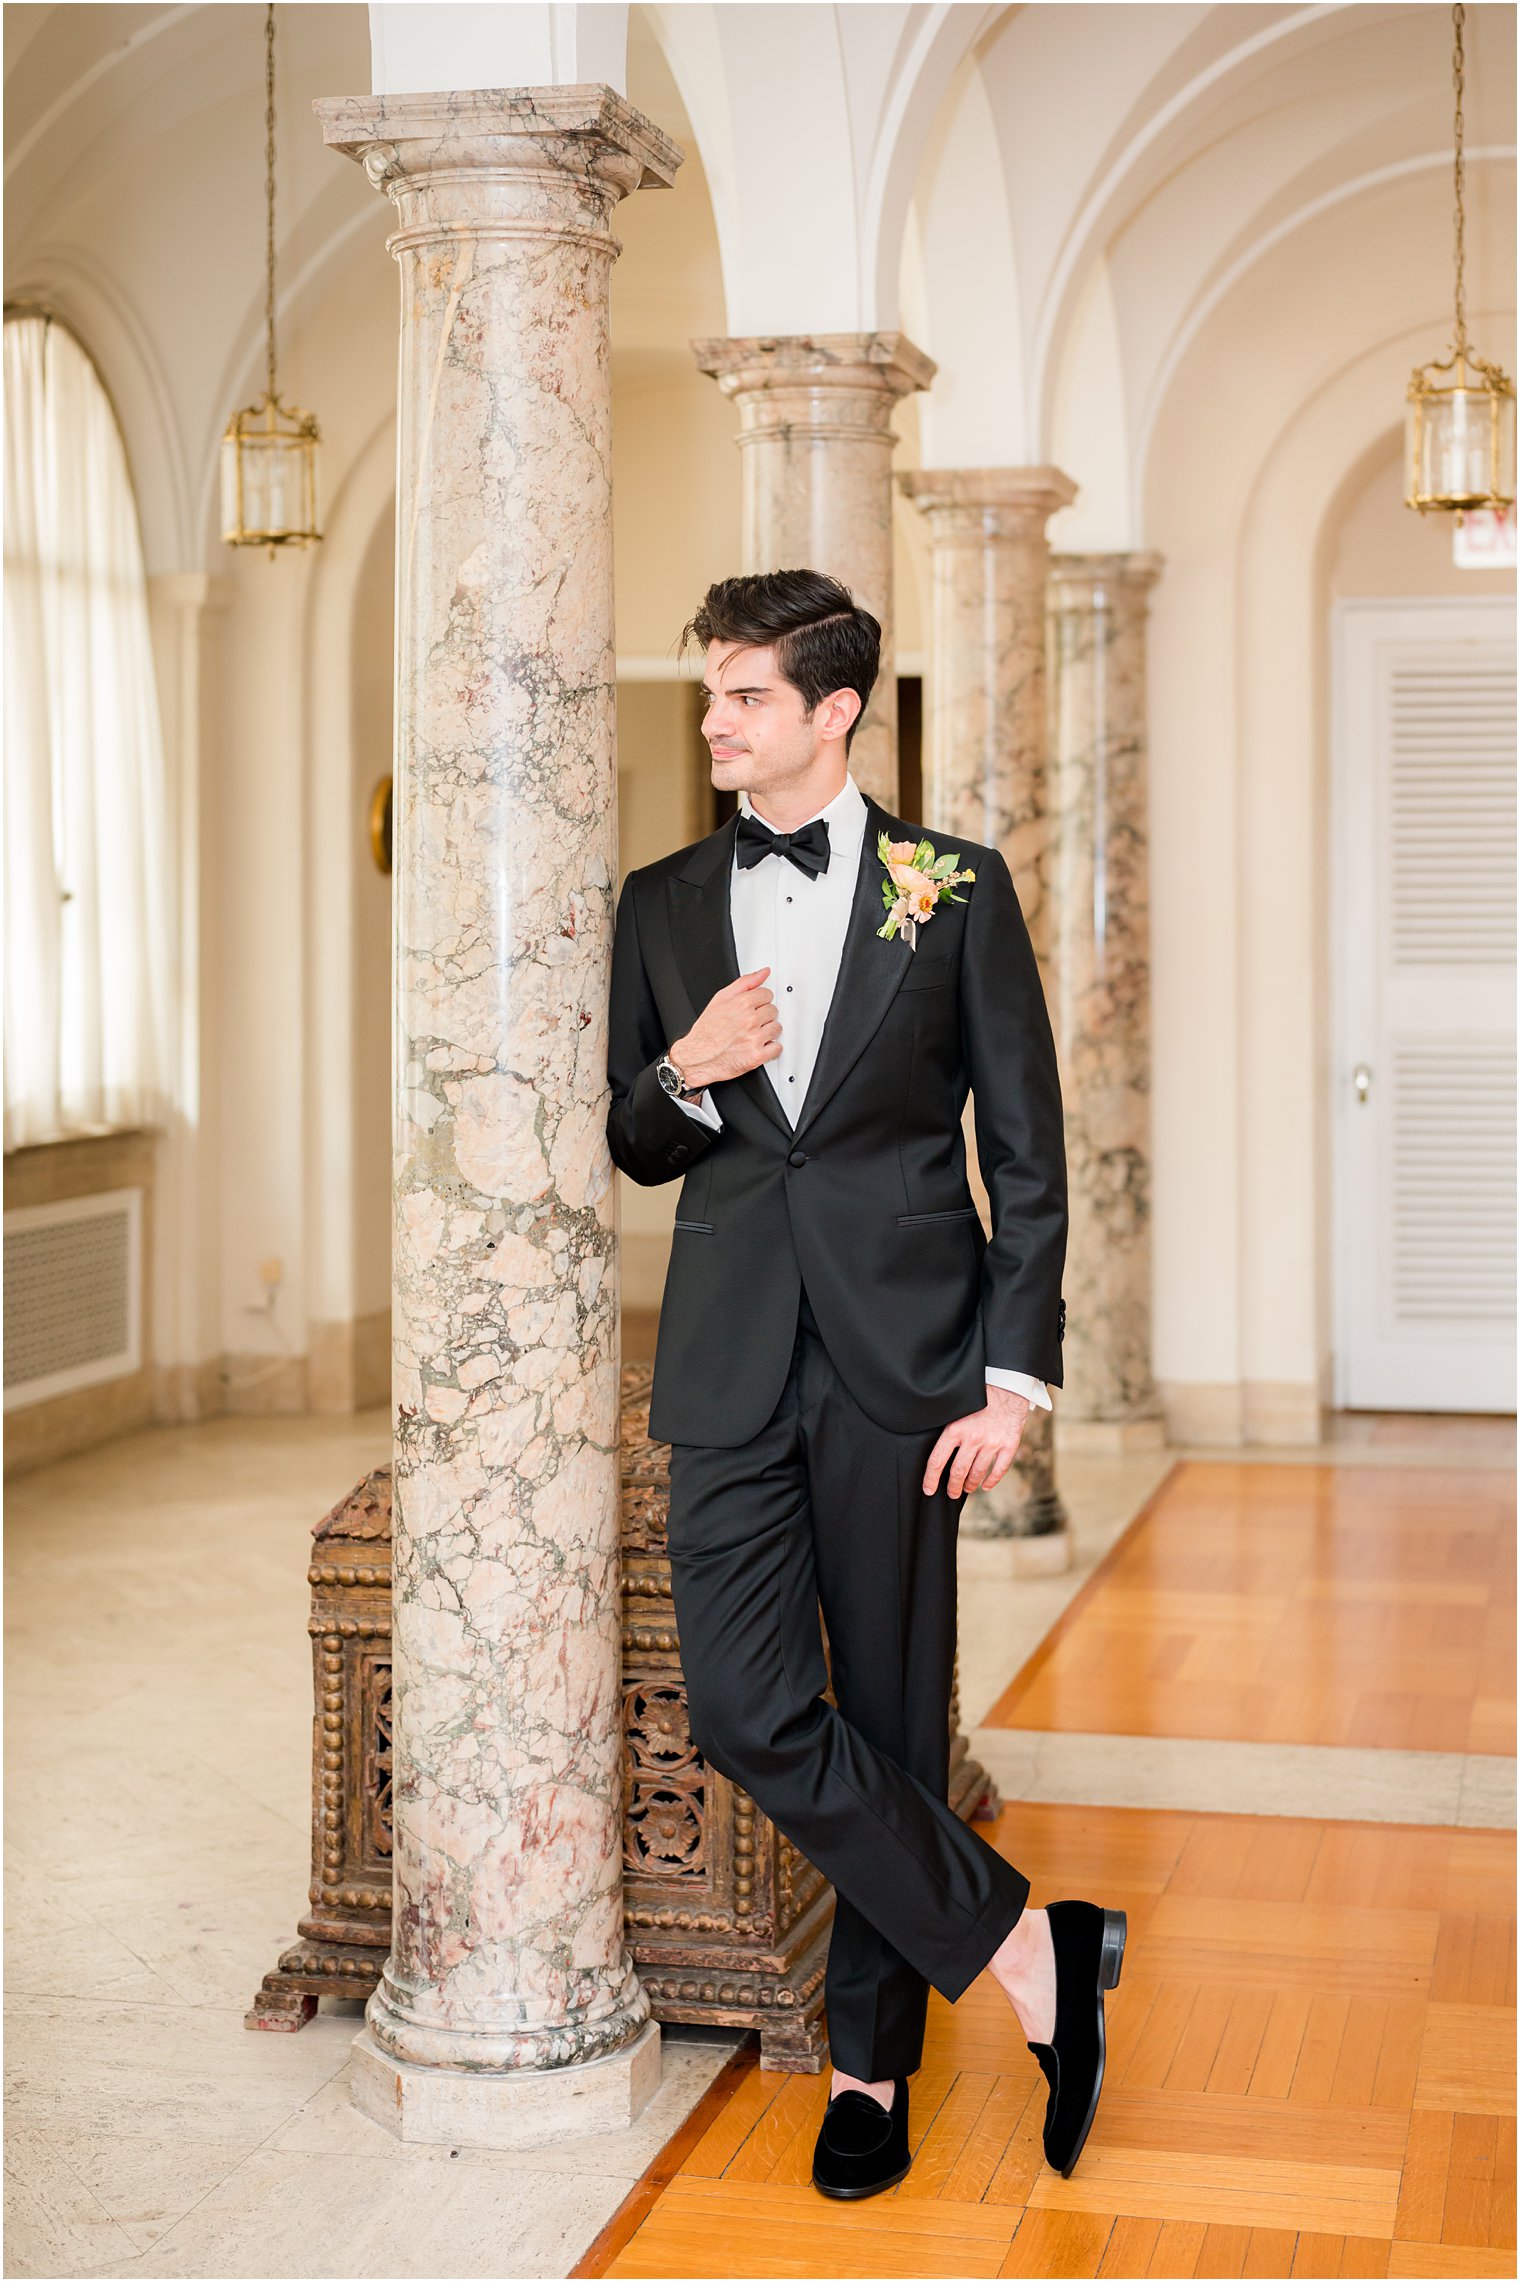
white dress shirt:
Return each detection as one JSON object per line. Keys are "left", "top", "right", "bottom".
{"left": 669, "top": 770, "right": 1052, "bottom": 1412}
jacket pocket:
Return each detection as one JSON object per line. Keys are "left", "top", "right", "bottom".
{"left": 895, "top": 1206, "right": 979, "bottom": 1227}
{"left": 898, "top": 952, "right": 953, "bottom": 993}
{"left": 673, "top": 1218, "right": 715, "bottom": 1234}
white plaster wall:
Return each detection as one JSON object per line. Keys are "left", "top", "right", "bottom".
{"left": 1144, "top": 166, "right": 1515, "bottom": 1431}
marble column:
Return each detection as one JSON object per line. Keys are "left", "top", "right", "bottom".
{"left": 315, "top": 88, "right": 679, "bottom": 2149}
{"left": 692, "top": 334, "right": 935, "bottom": 808}
{"left": 1047, "top": 553, "right": 1166, "bottom": 1449}
{"left": 899, "top": 468, "right": 1076, "bottom": 1563}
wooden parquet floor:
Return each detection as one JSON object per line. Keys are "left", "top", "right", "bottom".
{"left": 586, "top": 1803, "right": 1516, "bottom": 2279}
{"left": 984, "top": 1463, "right": 1515, "bottom": 1756}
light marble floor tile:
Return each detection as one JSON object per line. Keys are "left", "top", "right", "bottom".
{"left": 971, "top": 1725, "right": 1518, "bottom": 1829}
{"left": 22, "top": 2130, "right": 269, "bottom": 2255}
{"left": 111, "top": 2146, "right": 638, "bottom": 2280}
{"left": 3, "top": 2130, "right": 143, "bottom": 2279}
{"left": 1459, "top": 1752, "right": 1520, "bottom": 1828}
{"left": 63, "top": 1874, "right": 320, "bottom": 2011}
{"left": 5, "top": 1908, "right": 186, "bottom": 2008}
{"left": 5, "top": 1993, "right": 358, "bottom": 2147}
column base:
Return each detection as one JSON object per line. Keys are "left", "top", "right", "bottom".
{"left": 350, "top": 2018, "right": 662, "bottom": 2152}
{"left": 958, "top": 1527, "right": 1071, "bottom": 1579}
{"left": 1055, "top": 1415, "right": 1169, "bottom": 1455}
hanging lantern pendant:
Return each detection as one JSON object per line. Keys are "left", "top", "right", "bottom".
{"left": 220, "top": 3, "right": 321, "bottom": 551}
{"left": 1405, "top": 4, "right": 1516, "bottom": 518}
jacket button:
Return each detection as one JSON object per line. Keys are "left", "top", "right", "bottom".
{"left": 788, "top": 1150, "right": 808, "bottom": 1168}
{"left": 671, "top": 1145, "right": 690, "bottom": 1163}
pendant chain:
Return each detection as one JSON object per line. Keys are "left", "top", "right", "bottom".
{"left": 1451, "top": 2, "right": 1467, "bottom": 357}
{"left": 265, "top": 1, "right": 278, "bottom": 405}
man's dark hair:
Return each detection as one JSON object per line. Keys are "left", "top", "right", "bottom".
{"left": 682, "top": 570, "right": 881, "bottom": 753}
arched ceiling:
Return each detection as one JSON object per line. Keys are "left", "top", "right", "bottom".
{"left": 905, "top": 1, "right": 1514, "bottom": 544}
{"left": 4, "top": 3, "right": 379, "bottom": 565}
{"left": 6, "top": 1, "right": 1514, "bottom": 559}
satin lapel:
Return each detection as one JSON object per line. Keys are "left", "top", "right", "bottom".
{"left": 667, "top": 813, "right": 794, "bottom": 1141}
{"left": 791, "top": 794, "right": 914, "bottom": 1142}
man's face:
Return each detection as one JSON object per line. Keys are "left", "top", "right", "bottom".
{"left": 699, "top": 640, "right": 848, "bottom": 800}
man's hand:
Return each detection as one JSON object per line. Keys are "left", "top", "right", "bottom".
{"left": 670, "top": 967, "right": 781, "bottom": 1089}
{"left": 923, "top": 1385, "right": 1031, "bottom": 1498}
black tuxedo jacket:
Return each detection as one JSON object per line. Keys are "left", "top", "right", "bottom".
{"left": 606, "top": 790, "right": 1068, "bottom": 1448}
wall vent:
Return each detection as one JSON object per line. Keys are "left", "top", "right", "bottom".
{"left": 4, "top": 1188, "right": 143, "bottom": 1410}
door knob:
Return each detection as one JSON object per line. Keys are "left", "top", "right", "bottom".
{"left": 1352, "top": 1062, "right": 1372, "bottom": 1102}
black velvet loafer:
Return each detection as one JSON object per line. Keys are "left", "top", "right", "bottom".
{"left": 1026, "top": 1898, "right": 1127, "bottom": 2178}
{"left": 811, "top": 2075, "right": 911, "bottom": 2198}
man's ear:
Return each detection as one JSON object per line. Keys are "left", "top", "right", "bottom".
{"left": 820, "top": 686, "right": 863, "bottom": 743}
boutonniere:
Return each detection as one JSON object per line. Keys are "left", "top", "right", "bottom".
{"left": 875, "top": 833, "right": 976, "bottom": 948}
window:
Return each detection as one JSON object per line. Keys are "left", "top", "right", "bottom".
{"left": 3, "top": 311, "right": 173, "bottom": 1148}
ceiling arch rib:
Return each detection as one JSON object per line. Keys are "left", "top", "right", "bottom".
{"left": 1023, "top": 4, "right": 1346, "bottom": 430}
{"left": 640, "top": 0, "right": 989, "bottom": 338}
{"left": 4, "top": 4, "right": 197, "bottom": 186}
{"left": 1132, "top": 145, "right": 1517, "bottom": 533}
{"left": 895, "top": 0, "right": 1512, "bottom": 544}
{"left": 1025, "top": 3, "right": 1512, "bottom": 458}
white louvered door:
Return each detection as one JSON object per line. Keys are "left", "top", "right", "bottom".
{"left": 1334, "top": 598, "right": 1516, "bottom": 1412}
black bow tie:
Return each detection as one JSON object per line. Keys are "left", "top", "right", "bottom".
{"left": 735, "top": 812, "right": 831, "bottom": 879}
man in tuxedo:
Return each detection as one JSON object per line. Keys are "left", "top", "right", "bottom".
{"left": 606, "top": 570, "right": 1125, "bottom": 2196}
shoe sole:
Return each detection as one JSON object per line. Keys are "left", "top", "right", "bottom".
{"left": 811, "top": 2161, "right": 911, "bottom": 2200}
{"left": 1053, "top": 1906, "right": 1127, "bottom": 2179}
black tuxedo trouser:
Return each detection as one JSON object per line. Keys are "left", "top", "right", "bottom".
{"left": 664, "top": 1282, "right": 1031, "bottom": 2079}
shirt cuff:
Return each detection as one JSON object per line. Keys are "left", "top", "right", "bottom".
{"left": 673, "top": 1088, "right": 723, "bottom": 1132}
{"left": 985, "top": 1367, "right": 1052, "bottom": 1410}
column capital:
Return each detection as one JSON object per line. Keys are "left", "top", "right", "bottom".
{"left": 692, "top": 331, "right": 936, "bottom": 409}
{"left": 689, "top": 333, "right": 927, "bottom": 804}
{"left": 898, "top": 465, "right": 1078, "bottom": 538}
{"left": 1049, "top": 549, "right": 1165, "bottom": 601}
{"left": 314, "top": 85, "right": 681, "bottom": 236}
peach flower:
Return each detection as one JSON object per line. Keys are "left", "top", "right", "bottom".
{"left": 887, "top": 860, "right": 930, "bottom": 896}
{"left": 885, "top": 839, "right": 919, "bottom": 865}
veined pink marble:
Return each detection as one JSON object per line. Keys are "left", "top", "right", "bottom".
{"left": 900, "top": 468, "right": 1077, "bottom": 1544}
{"left": 316, "top": 87, "right": 680, "bottom": 2074}
{"left": 1048, "top": 553, "right": 1165, "bottom": 1427}
{"left": 692, "top": 334, "right": 935, "bottom": 808}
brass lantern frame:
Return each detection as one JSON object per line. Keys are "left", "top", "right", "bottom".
{"left": 1406, "top": 345, "right": 1517, "bottom": 517}
{"left": 221, "top": 391, "right": 322, "bottom": 550}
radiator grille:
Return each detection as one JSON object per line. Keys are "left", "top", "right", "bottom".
{"left": 4, "top": 1188, "right": 142, "bottom": 1407}
{"left": 1390, "top": 1043, "right": 1516, "bottom": 1324}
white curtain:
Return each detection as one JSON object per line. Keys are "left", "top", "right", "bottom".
{"left": 4, "top": 313, "right": 174, "bottom": 1149}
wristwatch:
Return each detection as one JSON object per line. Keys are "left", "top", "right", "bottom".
{"left": 656, "top": 1051, "right": 703, "bottom": 1102}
